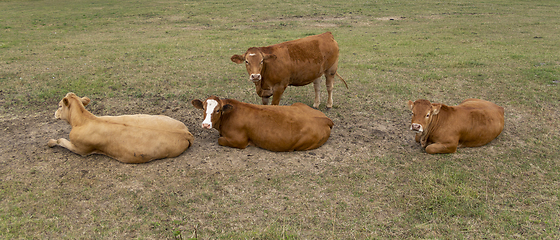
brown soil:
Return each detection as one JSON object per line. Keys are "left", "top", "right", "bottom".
{"left": 0, "top": 96, "right": 504, "bottom": 238}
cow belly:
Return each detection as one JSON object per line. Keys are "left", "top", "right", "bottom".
{"left": 101, "top": 129, "right": 192, "bottom": 163}
{"left": 288, "top": 66, "right": 326, "bottom": 86}
{"left": 248, "top": 123, "right": 331, "bottom": 151}
{"left": 459, "top": 111, "right": 504, "bottom": 148}
{"left": 459, "top": 127, "right": 502, "bottom": 148}
{"left": 74, "top": 118, "right": 192, "bottom": 163}
{"left": 293, "top": 127, "right": 331, "bottom": 150}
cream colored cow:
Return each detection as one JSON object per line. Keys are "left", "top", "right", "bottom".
{"left": 48, "top": 93, "right": 194, "bottom": 163}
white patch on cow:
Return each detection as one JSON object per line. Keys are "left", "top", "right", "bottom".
{"left": 411, "top": 123, "right": 423, "bottom": 132}
{"left": 202, "top": 99, "right": 218, "bottom": 129}
{"left": 248, "top": 53, "right": 256, "bottom": 56}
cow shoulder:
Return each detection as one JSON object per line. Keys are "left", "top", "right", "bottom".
{"left": 429, "top": 104, "right": 457, "bottom": 134}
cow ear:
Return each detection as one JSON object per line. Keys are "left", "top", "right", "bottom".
{"left": 81, "top": 97, "right": 91, "bottom": 106}
{"left": 431, "top": 103, "right": 442, "bottom": 115}
{"left": 407, "top": 100, "right": 414, "bottom": 111}
{"left": 263, "top": 53, "right": 277, "bottom": 61}
{"left": 222, "top": 104, "right": 234, "bottom": 114}
{"left": 191, "top": 99, "right": 204, "bottom": 110}
{"left": 231, "top": 54, "right": 245, "bottom": 64}
{"left": 63, "top": 97, "right": 70, "bottom": 107}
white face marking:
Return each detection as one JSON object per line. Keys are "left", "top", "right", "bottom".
{"left": 410, "top": 123, "right": 423, "bottom": 132}
{"left": 248, "top": 53, "right": 256, "bottom": 56}
{"left": 202, "top": 99, "right": 218, "bottom": 129}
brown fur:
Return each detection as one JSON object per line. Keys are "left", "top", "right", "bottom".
{"left": 192, "top": 96, "right": 333, "bottom": 152}
{"left": 231, "top": 32, "right": 348, "bottom": 109}
{"left": 407, "top": 98, "right": 504, "bottom": 154}
{"left": 48, "top": 93, "right": 194, "bottom": 163}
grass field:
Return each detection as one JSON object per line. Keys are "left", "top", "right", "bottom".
{"left": 1, "top": 0, "right": 559, "bottom": 239}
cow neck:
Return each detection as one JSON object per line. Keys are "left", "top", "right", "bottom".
{"left": 420, "top": 108, "right": 441, "bottom": 147}
{"left": 215, "top": 99, "right": 236, "bottom": 133}
{"left": 259, "top": 60, "right": 273, "bottom": 90}
{"left": 256, "top": 68, "right": 266, "bottom": 88}
{"left": 68, "top": 101, "right": 95, "bottom": 127}
{"left": 421, "top": 105, "right": 450, "bottom": 147}
{"left": 214, "top": 115, "right": 223, "bottom": 132}
{"left": 254, "top": 80, "right": 264, "bottom": 97}
{"left": 213, "top": 102, "right": 226, "bottom": 132}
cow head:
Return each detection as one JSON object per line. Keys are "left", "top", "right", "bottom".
{"left": 191, "top": 96, "right": 233, "bottom": 130}
{"left": 231, "top": 47, "right": 277, "bottom": 83}
{"left": 407, "top": 99, "right": 442, "bottom": 133}
{"left": 55, "top": 92, "right": 91, "bottom": 122}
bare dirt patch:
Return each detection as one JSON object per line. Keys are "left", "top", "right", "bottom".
{"left": 0, "top": 96, "right": 416, "bottom": 237}
{"left": 375, "top": 16, "right": 406, "bottom": 21}
{"left": 0, "top": 97, "right": 410, "bottom": 172}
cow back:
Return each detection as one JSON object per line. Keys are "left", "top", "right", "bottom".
{"left": 261, "top": 32, "right": 339, "bottom": 86}
{"left": 97, "top": 114, "right": 189, "bottom": 132}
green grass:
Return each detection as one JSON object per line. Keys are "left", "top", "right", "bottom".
{"left": 1, "top": 0, "right": 560, "bottom": 239}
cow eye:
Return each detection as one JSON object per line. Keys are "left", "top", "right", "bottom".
{"left": 216, "top": 109, "right": 220, "bottom": 113}
{"left": 245, "top": 60, "right": 249, "bottom": 65}
{"left": 426, "top": 113, "right": 430, "bottom": 118}
{"left": 260, "top": 60, "right": 264, "bottom": 64}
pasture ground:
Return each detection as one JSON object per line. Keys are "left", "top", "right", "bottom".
{"left": 1, "top": 0, "right": 559, "bottom": 239}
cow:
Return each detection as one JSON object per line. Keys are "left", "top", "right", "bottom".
{"left": 48, "top": 92, "right": 194, "bottom": 163}
{"left": 407, "top": 98, "right": 504, "bottom": 154}
{"left": 230, "top": 31, "right": 348, "bottom": 109}
{"left": 191, "top": 96, "right": 334, "bottom": 151}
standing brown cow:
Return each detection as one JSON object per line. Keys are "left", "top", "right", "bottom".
{"left": 407, "top": 98, "right": 505, "bottom": 154}
{"left": 231, "top": 32, "right": 348, "bottom": 109}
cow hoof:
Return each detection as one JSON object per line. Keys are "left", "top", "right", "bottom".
{"left": 48, "top": 139, "right": 57, "bottom": 148}
{"left": 326, "top": 107, "right": 332, "bottom": 111}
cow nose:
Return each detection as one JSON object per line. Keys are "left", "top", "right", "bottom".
{"left": 250, "top": 74, "right": 261, "bottom": 81}
{"left": 411, "top": 123, "right": 423, "bottom": 132}
{"left": 202, "top": 123, "right": 211, "bottom": 129}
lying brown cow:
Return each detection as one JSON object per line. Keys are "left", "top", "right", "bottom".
{"left": 48, "top": 93, "right": 194, "bottom": 163}
{"left": 191, "top": 96, "right": 334, "bottom": 151}
{"left": 231, "top": 31, "right": 348, "bottom": 109}
{"left": 407, "top": 98, "right": 504, "bottom": 154}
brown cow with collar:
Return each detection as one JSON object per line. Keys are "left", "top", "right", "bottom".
{"left": 231, "top": 32, "right": 348, "bottom": 109}
{"left": 191, "top": 96, "right": 334, "bottom": 151}
{"left": 407, "top": 98, "right": 504, "bottom": 154}
{"left": 48, "top": 92, "right": 194, "bottom": 163}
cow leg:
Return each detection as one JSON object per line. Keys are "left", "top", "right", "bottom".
{"left": 218, "top": 136, "right": 249, "bottom": 149}
{"left": 325, "top": 73, "right": 335, "bottom": 110}
{"left": 270, "top": 85, "right": 287, "bottom": 105}
{"left": 425, "top": 142, "right": 458, "bottom": 154}
{"left": 48, "top": 138, "right": 92, "bottom": 156}
{"left": 313, "top": 78, "right": 322, "bottom": 108}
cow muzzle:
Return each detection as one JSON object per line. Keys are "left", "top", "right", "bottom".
{"left": 250, "top": 74, "right": 261, "bottom": 82}
{"left": 202, "top": 123, "right": 212, "bottom": 129}
{"left": 410, "top": 123, "right": 423, "bottom": 132}
{"left": 54, "top": 109, "right": 61, "bottom": 119}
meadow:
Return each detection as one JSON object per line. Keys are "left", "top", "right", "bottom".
{"left": 1, "top": 0, "right": 559, "bottom": 239}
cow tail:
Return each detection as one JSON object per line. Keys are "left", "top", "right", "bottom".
{"left": 335, "top": 72, "right": 349, "bottom": 89}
